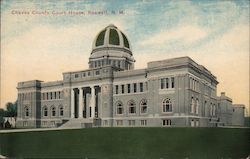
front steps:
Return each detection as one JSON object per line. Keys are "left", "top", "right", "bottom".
{"left": 59, "top": 118, "right": 102, "bottom": 128}
{"left": 59, "top": 118, "right": 94, "bottom": 128}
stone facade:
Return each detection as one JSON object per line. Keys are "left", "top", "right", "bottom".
{"left": 16, "top": 24, "right": 245, "bottom": 128}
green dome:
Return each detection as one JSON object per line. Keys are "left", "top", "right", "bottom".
{"left": 93, "top": 24, "right": 130, "bottom": 49}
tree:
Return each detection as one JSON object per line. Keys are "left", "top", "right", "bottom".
{"left": 0, "top": 108, "right": 5, "bottom": 128}
{"left": 5, "top": 101, "right": 17, "bottom": 117}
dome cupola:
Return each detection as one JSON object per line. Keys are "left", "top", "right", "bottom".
{"left": 92, "top": 24, "right": 130, "bottom": 50}
{"left": 89, "top": 24, "right": 135, "bottom": 70}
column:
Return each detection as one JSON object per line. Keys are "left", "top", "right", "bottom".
{"left": 71, "top": 89, "right": 75, "bottom": 118}
{"left": 78, "top": 88, "right": 83, "bottom": 118}
{"left": 91, "top": 86, "right": 96, "bottom": 118}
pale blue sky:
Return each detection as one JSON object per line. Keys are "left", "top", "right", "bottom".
{"left": 1, "top": 0, "right": 249, "bottom": 114}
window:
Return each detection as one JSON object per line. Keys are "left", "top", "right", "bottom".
{"left": 163, "top": 119, "right": 171, "bottom": 126}
{"left": 51, "top": 107, "right": 56, "bottom": 117}
{"left": 50, "top": 92, "right": 53, "bottom": 100}
{"left": 25, "top": 107, "right": 29, "bottom": 117}
{"left": 46, "top": 93, "right": 49, "bottom": 100}
{"left": 196, "top": 99, "right": 199, "bottom": 114}
{"left": 128, "top": 120, "right": 135, "bottom": 126}
{"left": 171, "top": 77, "right": 175, "bottom": 88}
{"left": 191, "top": 97, "right": 195, "bottom": 113}
{"left": 160, "top": 78, "right": 172, "bottom": 89}
{"left": 141, "top": 120, "right": 147, "bottom": 126}
{"left": 115, "top": 85, "right": 119, "bottom": 94}
{"left": 121, "top": 85, "right": 124, "bottom": 94}
{"left": 42, "top": 121, "right": 47, "bottom": 126}
{"left": 166, "top": 78, "right": 169, "bottom": 88}
{"left": 43, "top": 106, "right": 48, "bottom": 117}
{"left": 127, "top": 84, "right": 131, "bottom": 93}
{"left": 195, "top": 120, "right": 199, "bottom": 127}
{"left": 210, "top": 103, "right": 213, "bottom": 116}
{"left": 51, "top": 121, "right": 55, "bottom": 126}
{"left": 88, "top": 72, "right": 91, "bottom": 76}
{"left": 103, "top": 120, "right": 108, "bottom": 126}
{"left": 140, "top": 82, "right": 143, "bottom": 92}
{"left": 59, "top": 91, "right": 61, "bottom": 99}
{"left": 191, "top": 119, "right": 195, "bottom": 127}
{"left": 213, "top": 104, "right": 216, "bottom": 116}
{"left": 161, "top": 79, "right": 165, "bottom": 89}
{"left": 96, "top": 70, "right": 100, "bottom": 75}
{"left": 162, "top": 98, "right": 172, "bottom": 112}
{"left": 23, "top": 121, "right": 28, "bottom": 127}
{"left": 75, "top": 74, "right": 79, "bottom": 78}
{"left": 116, "top": 102, "right": 123, "bottom": 115}
{"left": 128, "top": 100, "right": 136, "bottom": 114}
{"left": 59, "top": 106, "right": 63, "bottom": 116}
{"left": 54, "top": 92, "right": 57, "bottom": 99}
{"left": 116, "top": 120, "right": 123, "bottom": 126}
{"left": 140, "top": 99, "right": 147, "bottom": 114}
{"left": 82, "top": 72, "right": 86, "bottom": 77}
{"left": 133, "top": 83, "right": 137, "bottom": 93}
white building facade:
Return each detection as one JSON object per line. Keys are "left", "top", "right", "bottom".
{"left": 16, "top": 24, "right": 245, "bottom": 128}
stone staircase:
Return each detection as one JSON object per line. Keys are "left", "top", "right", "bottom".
{"left": 59, "top": 118, "right": 94, "bottom": 128}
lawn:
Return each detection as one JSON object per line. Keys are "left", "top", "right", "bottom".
{"left": 0, "top": 127, "right": 249, "bottom": 159}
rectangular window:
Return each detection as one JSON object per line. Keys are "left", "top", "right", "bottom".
{"left": 171, "top": 77, "right": 175, "bottom": 88}
{"left": 128, "top": 120, "right": 135, "bottom": 126}
{"left": 191, "top": 120, "right": 195, "bottom": 127}
{"left": 140, "top": 120, "right": 147, "bottom": 126}
{"left": 59, "top": 91, "right": 61, "bottom": 99}
{"left": 46, "top": 93, "right": 49, "bottom": 100}
{"left": 23, "top": 121, "right": 28, "bottom": 127}
{"left": 82, "top": 72, "right": 86, "bottom": 77}
{"left": 162, "top": 119, "right": 171, "bottom": 126}
{"left": 166, "top": 78, "right": 169, "bottom": 88}
{"left": 50, "top": 92, "right": 53, "bottom": 100}
{"left": 115, "top": 85, "right": 119, "bottom": 94}
{"left": 133, "top": 83, "right": 137, "bottom": 93}
{"left": 96, "top": 70, "right": 100, "bottom": 75}
{"left": 161, "top": 79, "right": 164, "bottom": 89}
{"left": 51, "top": 121, "right": 55, "bottom": 126}
{"left": 54, "top": 92, "right": 57, "bottom": 99}
{"left": 103, "top": 120, "right": 108, "bottom": 126}
{"left": 127, "top": 84, "right": 131, "bottom": 93}
{"left": 116, "top": 120, "right": 123, "bottom": 126}
{"left": 140, "top": 82, "right": 143, "bottom": 92}
{"left": 75, "top": 74, "right": 79, "bottom": 78}
{"left": 121, "top": 85, "right": 124, "bottom": 94}
{"left": 88, "top": 72, "right": 91, "bottom": 76}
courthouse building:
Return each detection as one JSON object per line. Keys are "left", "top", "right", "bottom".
{"left": 16, "top": 24, "right": 245, "bottom": 128}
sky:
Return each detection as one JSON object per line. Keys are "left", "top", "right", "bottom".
{"left": 1, "top": 0, "right": 249, "bottom": 115}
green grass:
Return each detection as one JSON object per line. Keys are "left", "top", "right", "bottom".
{"left": 0, "top": 127, "right": 249, "bottom": 159}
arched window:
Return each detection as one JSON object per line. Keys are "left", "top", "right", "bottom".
{"left": 213, "top": 104, "right": 216, "bottom": 116}
{"left": 210, "top": 103, "right": 213, "bottom": 116}
{"left": 140, "top": 99, "right": 147, "bottom": 114}
{"left": 116, "top": 101, "right": 123, "bottom": 115}
{"left": 51, "top": 106, "right": 56, "bottom": 117}
{"left": 59, "top": 106, "right": 64, "bottom": 116}
{"left": 163, "top": 98, "right": 172, "bottom": 112}
{"left": 191, "top": 97, "right": 195, "bottom": 113}
{"left": 128, "top": 100, "right": 136, "bottom": 114}
{"left": 43, "top": 106, "right": 48, "bottom": 117}
{"left": 196, "top": 99, "right": 199, "bottom": 114}
{"left": 25, "top": 106, "right": 29, "bottom": 117}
